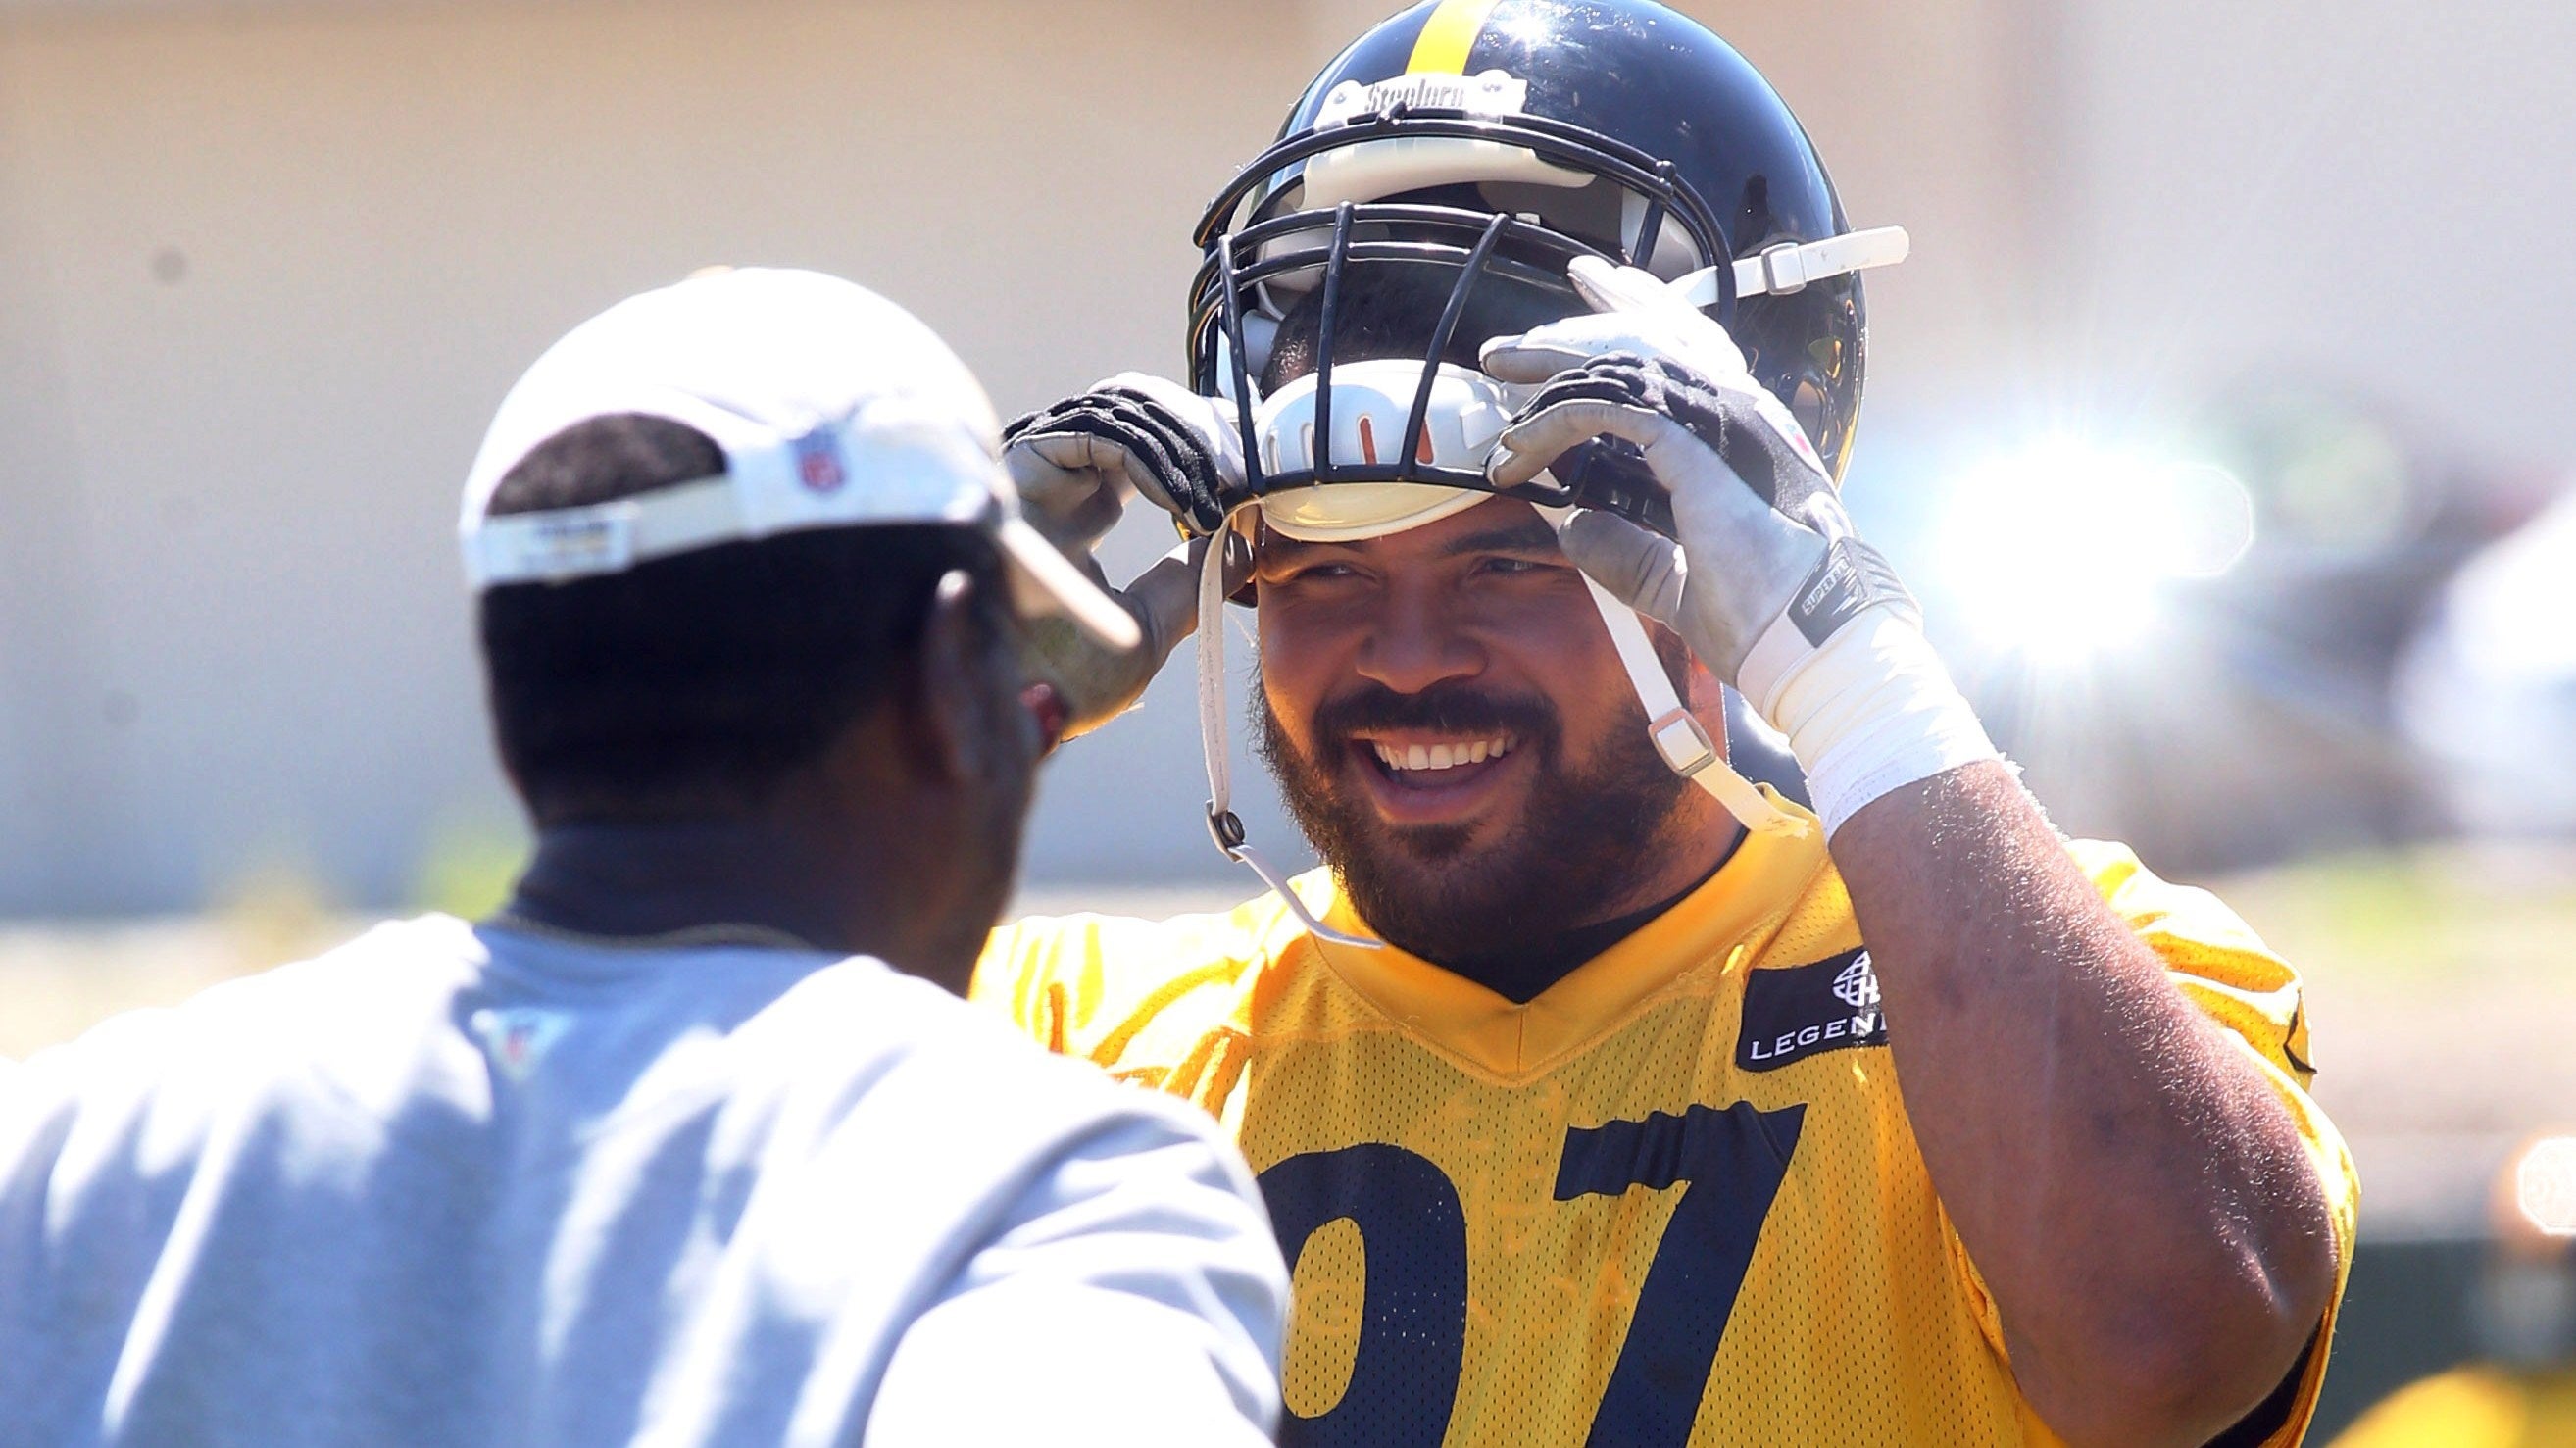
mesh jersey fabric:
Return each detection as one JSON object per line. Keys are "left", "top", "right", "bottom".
{"left": 0, "top": 916, "right": 1287, "bottom": 1448}
{"left": 974, "top": 794, "right": 2359, "bottom": 1447}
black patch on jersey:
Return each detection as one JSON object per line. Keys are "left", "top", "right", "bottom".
{"left": 1737, "top": 947, "right": 1887, "bottom": 1073}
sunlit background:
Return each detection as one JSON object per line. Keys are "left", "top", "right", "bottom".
{"left": 2, "top": 0, "right": 2571, "bottom": 1435}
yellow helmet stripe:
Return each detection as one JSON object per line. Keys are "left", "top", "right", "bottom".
{"left": 1405, "top": 0, "right": 1501, "bottom": 75}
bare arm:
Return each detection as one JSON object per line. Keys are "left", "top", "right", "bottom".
{"left": 1833, "top": 763, "right": 2338, "bottom": 1447}
{"left": 1485, "top": 257, "right": 2345, "bottom": 1444}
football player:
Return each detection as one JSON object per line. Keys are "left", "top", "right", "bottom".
{"left": 2326, "top": 1135, "right": 2576, "bottom": 1447}
{"left": 983, "top": 3, "right": 2357, "bottom": 1443}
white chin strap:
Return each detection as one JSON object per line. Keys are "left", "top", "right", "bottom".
{"left": 1196, "top": 507, "right": 1379, "bottom": 950}
{"left": 1678, "top": 225, "right": 1911, "bottom": 309}
{"left": 1535, "top": 507, "right": 1808, "bottom": 840}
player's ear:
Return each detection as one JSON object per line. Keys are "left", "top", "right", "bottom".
{"left": 1682, "top": 641, "right": 1728, "bottom": 740}
{"left": 906, "top": 570, "right": 1034, "bottom": 789}
{"left": 1643, "top": 619, "right": 1730, "bottom": 748}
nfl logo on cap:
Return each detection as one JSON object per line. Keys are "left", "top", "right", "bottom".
{"left": 793, "top": 425, "right": 847, "bottom": 494}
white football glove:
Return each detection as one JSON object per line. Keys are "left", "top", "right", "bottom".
{"left": 999, "top": 374, "right": 1245, "bottom": 739}
{"left": 1482, "top": 256, "right": 2000, "bottom": 834}
{"left": 1004, "top": 373, "right": 1244, "bottom": 544}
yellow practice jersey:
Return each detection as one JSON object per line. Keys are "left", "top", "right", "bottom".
{"left": 975, "top": 803, "right": 2358, "bottom": 1446}
{"left": 2328, "top": 1365, "right": 2576, "bottom": 1447}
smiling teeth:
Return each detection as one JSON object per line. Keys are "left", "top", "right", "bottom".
{"left": 1373, "top": 737, "right": 1513, "bottom": 773}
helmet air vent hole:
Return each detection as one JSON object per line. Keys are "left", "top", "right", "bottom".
{"left": 1357, "top": 414, "right": 1379, "bottom": 466}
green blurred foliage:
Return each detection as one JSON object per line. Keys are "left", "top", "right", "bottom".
{"left": 2219, "top": 844, "right": 2576, "bottom": 982}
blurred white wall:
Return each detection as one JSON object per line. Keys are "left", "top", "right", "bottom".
{"left": 6, "top": 0, "right": 2562, "bottom": 914}
{"left": 0, "top": 0, "right": 1348, "bottom": 912}
{"left": 0, "top": 0, "right": 2041, "bottom": 913}
{"left": 2060, "top": 0, "right": 2576, "bottom": 468}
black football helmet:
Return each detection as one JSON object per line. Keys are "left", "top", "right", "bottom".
{"left": 1184, "top": 0, "right": 1899, "bottom": 522}
{"left": 1171, "top": 0, "right": 1896, "bottom": 901}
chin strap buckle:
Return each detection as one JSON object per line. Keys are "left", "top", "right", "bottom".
{"left": 1205, "top": 804, "right": 1249, "bottom": 858}
{"left": 1757, "top": 241, "right": 1812, "bottom": 297}
{"left": 1567, "top": 564, "right": 1813, "bottom": 841}
{"left": 1674, "top": 225, "right": 1914, "bottom": 309}
{"left": 1647, "top": 706, "right": 1720, "bottom": 778}
{"left": 1204, "top": 801, "right": 1378, "bottom": 951}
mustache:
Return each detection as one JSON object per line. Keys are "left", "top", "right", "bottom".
{"left": 1307, "top": 679, "right": 1560, "bottom": 756}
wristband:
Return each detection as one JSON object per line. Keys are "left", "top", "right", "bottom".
{"left": 1742, "top": 605, "right": 2003, "bottom": 836}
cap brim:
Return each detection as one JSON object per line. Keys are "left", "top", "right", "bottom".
{"left": 993, "top": 515, "right": 1143, "bottom": 652}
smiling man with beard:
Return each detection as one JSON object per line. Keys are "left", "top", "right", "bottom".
{"left": 974, "top": 3, "right": 2357, "bottom": 1444}
{"left": 1252, "top": 508, "right": 1708, "bottom": 1001}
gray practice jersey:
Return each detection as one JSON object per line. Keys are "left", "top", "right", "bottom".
{"left": 0, "top": 917, "right": 1287, "bottom": 1447}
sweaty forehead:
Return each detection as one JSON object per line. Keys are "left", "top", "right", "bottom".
{"left": 1258, "top": 495, "right": 1560, "bottom": 562}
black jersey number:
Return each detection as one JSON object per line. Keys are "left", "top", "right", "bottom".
{"left": 1260, "top": 1143, "right": 1468, "bottom": 1448}
{"left": 1260, "top": 1102, "right": 1807, "bottom": 1448}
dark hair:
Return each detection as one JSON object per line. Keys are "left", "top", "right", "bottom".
{"left": 476, "top": 414, "right": 1004, "bottom": 823}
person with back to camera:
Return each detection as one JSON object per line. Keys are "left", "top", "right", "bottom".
{"left": 977, "top": 2, "right": 2360, "bottom": 1443}
{"left": 0, "top": 267, "right": 1288, "bottom": 1446}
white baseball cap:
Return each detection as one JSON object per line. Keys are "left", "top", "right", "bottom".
{"left": 459, "top": 267, "right": 1139, "bottom": 651}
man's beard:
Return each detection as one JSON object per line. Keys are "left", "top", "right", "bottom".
{"left": 1256, "top": 675, "right": 1692, "bottom": 967}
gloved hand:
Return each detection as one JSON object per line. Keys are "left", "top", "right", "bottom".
{"left": 1480, "top": 256, "right": 2000, "bottom": 834}
{"left": 1004, "top": 373, "right": 1241, "bottom": 543}
{"left": 1000, "top": 374, "right": 1244, "bottom": 740}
